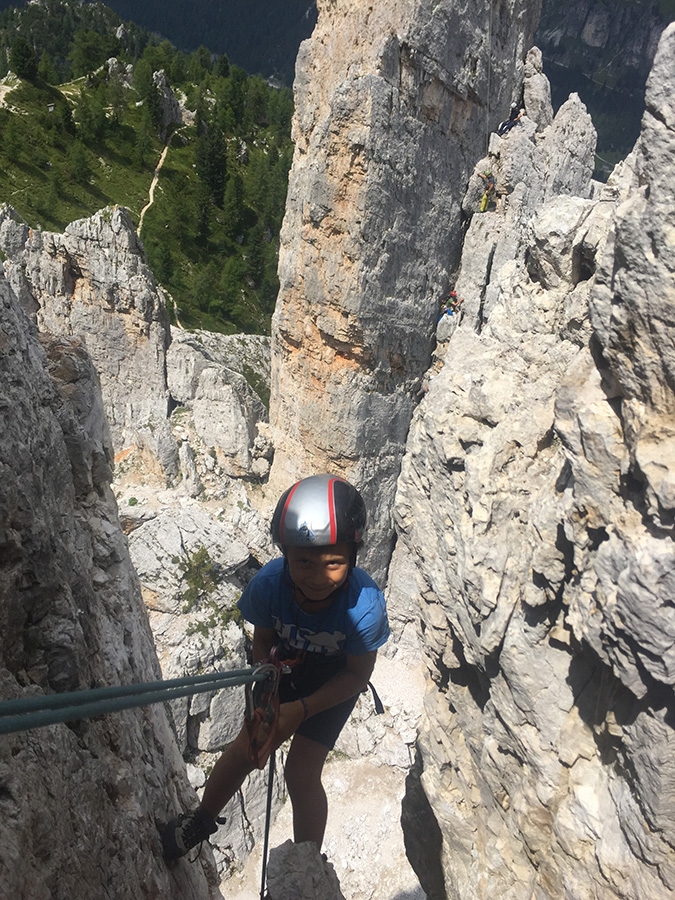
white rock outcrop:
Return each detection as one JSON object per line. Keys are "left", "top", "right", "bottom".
{"left": 166, "top": 328, "right": 271, "bottom": 480}
{"left": 0, "top": 204, "right": 175, "bottom": 474}
{"left": 267, "top": 840, "right": 345, "bottom": 900}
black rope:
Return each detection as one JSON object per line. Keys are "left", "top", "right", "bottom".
{"left": 260, "top": 749, "right": 276, "bottom": 900}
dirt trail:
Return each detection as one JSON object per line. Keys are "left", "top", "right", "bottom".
{"left": 137, "top": 140, "right": 171, "bottom": 235}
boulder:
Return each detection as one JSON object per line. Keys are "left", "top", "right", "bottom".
{"left": 267, "top": 840, "right": 345, "bottom": 900}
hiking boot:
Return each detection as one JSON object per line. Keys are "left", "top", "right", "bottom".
{"left": 162, "top": 807, "right": 219, "bottom": 860}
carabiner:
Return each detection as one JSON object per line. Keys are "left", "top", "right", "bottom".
{"left": 245, "top": 662, "right": 281, "bottom": 769}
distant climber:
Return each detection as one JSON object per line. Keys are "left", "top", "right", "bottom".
{"left": 439, "top": 291, "right": 465, "bottom": 319}
{"left": 478, "top": 172, "right": 496, "bottom": 212}
{"left": 161, "top": 474, "right": 390, "bottom": 862}
{"left": 497, "top": 103, "right": 524, "bottom": 136}
{"left": 449, "top": 292, "right": 464, "bottom": 315}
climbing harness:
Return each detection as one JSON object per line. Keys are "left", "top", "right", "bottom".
{"left": 244, "top": 649, "right": 293, "bottom": 899}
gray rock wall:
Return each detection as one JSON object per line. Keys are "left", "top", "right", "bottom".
{"left": 0, "top": 277, "right": 219, "bottom": 900}
{"left": 0, "top": 205, "right": 174, "bottom": 473}
{"left": 268, "top": 0, "right": 543, "bottom": 583}
{"left": 396, "top": 23, "right": 675, "bottom": 900}
{"left": 0, "top": 181, "right": 289, "bottom": 893}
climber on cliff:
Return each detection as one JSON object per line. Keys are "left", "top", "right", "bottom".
{"left": 438, "top": 291, "right": 464, "bottom": 320}
{"left": 162, "top": 474, "right": 390, "bottom": 861}
{"left": 478, "top": 171, "right": 496, "bottom": 212}
{"left": 497, "top": 103, "right": 524, "bottom": 136}
{"left": 449, "top": 292, "right": 464, "bottom": 315}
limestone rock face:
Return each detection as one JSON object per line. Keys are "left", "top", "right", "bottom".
{"left": 0, "top": 208, "right": 280, "bottom": 893}
{"left": 0, "top": 277, "right": 219, "bottom": 900}
{"left": 269, "top": 0, "right": 543, "bottom": 582}
{"left": 166, "top": 329, "right": 271, "bottom": 480}
{"left": 396, "top": 23, "right": 675, "bottom": 900}
{"left": 537, "top": 0, "right": 667, "bottom": 87}
{"left": 153, "top": 68, "right": 184, "bottom": 139}
{"left": 522, "top": 46, "right": 552, "bottom": 131}
{"left": 0, "top": 205, "right": 174, "bottom": 472}
{"left": 0, "top": 206, "right": 273, "bottom": 495}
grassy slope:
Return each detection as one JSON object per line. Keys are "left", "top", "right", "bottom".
{"left": 0, "top": 77, "right": 153, "bottom": 228}
{"left": 0, "top": 68, "right": 292, "bottom": 334}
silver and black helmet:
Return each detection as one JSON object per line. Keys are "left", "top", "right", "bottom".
{"left": 271, "top": 474, "right": 366, "bottom": 548}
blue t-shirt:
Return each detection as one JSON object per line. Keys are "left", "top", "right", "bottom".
{"left": 237, "top": 557, "right": 390, "bottom": 658}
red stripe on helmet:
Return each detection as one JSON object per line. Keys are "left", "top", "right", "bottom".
{"left": 327, "top": 477, "right": 340, "bottom": 544}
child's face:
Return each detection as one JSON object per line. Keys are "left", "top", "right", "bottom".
{"left": 286, "top": 542, "right": 351, "bottom": 602}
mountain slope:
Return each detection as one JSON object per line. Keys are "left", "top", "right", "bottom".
{"left": 0, "top": 0, "right": 294, "bottom": 335}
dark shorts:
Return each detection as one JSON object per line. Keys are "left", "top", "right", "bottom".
{"left": 278, "top": 653, "right": 358, "bottom": 750}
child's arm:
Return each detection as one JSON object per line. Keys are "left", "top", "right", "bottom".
{"left": 274, "top": 651, "right": 378, "bottom": 742}
{"left": 252, "top": 625, "right": 277, "bottom": 663}
{"left": 302, "top": 650, "right": 377, "bottom": 719}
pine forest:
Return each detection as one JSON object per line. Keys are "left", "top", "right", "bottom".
{"left": 0, "top": 0, "right": 295, "bottom": 334}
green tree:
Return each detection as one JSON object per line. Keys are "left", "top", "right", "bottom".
{"left": 187, "top": 45, "right": 212, "bottom": 81}
{"left": 65, "top": 140, "right": 90, "bottom": 185}
{"left": 168, "top": 51, "right": 188, "bottom": 85}
{"left": 244, "top": 151, "right": 268, "bottom": 211}
{"left": 218, "top": 255, "right": 247, "bottom": 317}
{"left": 246, "top": 222, "right": 265, "bottom": 285}
{"left": 133, "top": 111, "right": 154, "bottom": 170}
{"left": 107, "top": 73, "right": 126, "bottom": 127}
{"left": 190, "top": 258, "right": 220, "bottom": 312}
{"left": 195, "top": 120, "right": 226, "bottom": 207}
{"left": 220, "top": 66, "right": 246, "bottom": 128}
{"left": 37, "top": 51, "right": 58, "bottom": 84}
{"left": 141, "top": 39, "right": 176, "bottom": 77}
{"left": 134, "top": 59, "right": 162, "bottom": 130}
{"left": 215, "top": 53, "right": 230, "bottom": 78}
{"left": 10, "top": 37, "right": 37, "bottom": 80}
{"left": 153, "top": 242, "right": 174, "bottom": 282}
{"left": 2, "top": 115, "right": 22, "bottom": 159}
{"left": 55, "top": 100, "right": 76, "bottom": 137}
{"left": 223, "top": 173, "right": 244, "bottom": 240}
{"left": 69, "top": 29, "right": 118, "bottom": 78}
{"left": 268, "top": 86, "right": 294, "bottom": 135}
{"left": 76, "top": 87, "right": 107, "bottom": 144}
{"left": 245, "top": 75, "right": 269, "bottom": 127}
{"left": 259, "top": 267, "right": 280, "bottom": 316}
{"left": 195, "top": 181, "right": 212, "bottom": 244}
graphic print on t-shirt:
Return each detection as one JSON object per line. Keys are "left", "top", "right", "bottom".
{"left": 273, "top": 617, "right": 347, "bottom": 655}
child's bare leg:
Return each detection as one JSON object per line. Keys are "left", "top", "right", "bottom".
{"left": 284, "top": 733, "right": 331, "bottom": 847}
{"left": 200, "top": 725, "right": 254, "bottom": 818}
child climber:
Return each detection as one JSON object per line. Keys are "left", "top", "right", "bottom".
{"left": 162, "top": 473, "right": 390, "bottom": 860}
